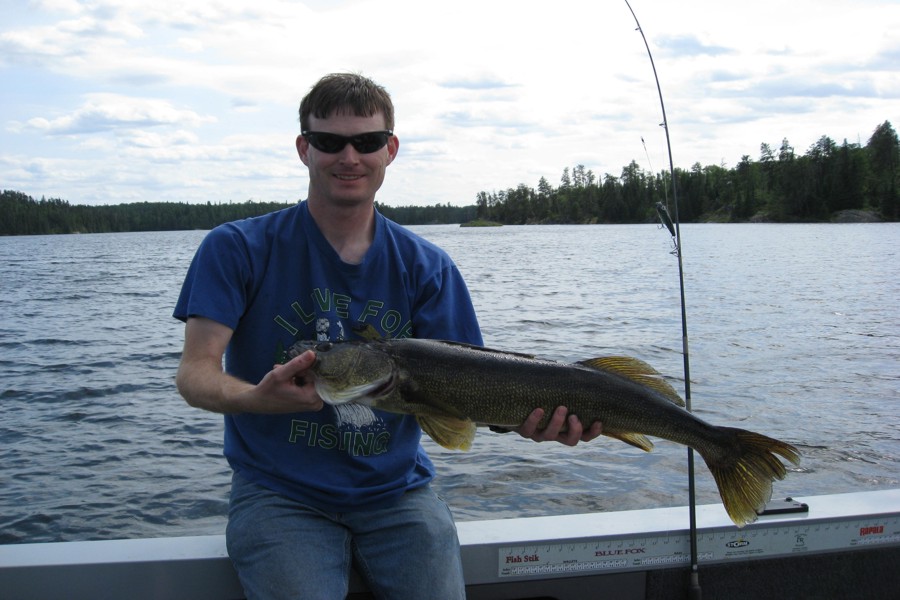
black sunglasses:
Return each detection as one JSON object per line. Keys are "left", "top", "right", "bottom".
{"left": 302, "top": 130, "right": 393, "bottom": 154}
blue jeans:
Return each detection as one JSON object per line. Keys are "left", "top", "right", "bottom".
{"left": 226, "top": 471, "right": 465, "bottom": 600}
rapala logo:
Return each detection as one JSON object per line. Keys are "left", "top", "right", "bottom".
{"left": 860, "top": 525, "right": 884, "bottom": 537}
{"left": 726, "top": 539, "right": 750, "bottom": 548}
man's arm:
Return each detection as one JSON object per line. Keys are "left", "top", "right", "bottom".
{"left": 175, "top": 316, "right": 323, "bottom": 414}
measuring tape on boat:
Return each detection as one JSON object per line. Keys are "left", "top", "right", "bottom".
{"left": 497, "top": 513, "right": 900, "bottom": 578}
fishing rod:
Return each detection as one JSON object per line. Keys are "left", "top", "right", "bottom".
{"left": 623, "top": 2, "right": 701, "bottom": 598}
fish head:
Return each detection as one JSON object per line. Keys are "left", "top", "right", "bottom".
{"left": 288, "top": 340, "right": 396, "bottom": 406}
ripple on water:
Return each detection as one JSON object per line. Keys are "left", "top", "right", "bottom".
{"left": 1, "top": 225, "right": 898, "bottom": 542}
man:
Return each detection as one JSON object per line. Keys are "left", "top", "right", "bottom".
{"left": 174, "top": 72, "right": 602, "bottom": 600}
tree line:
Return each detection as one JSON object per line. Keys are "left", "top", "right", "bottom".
{"left": 0, "top": 192, "right": 301, "bottom": 236}
{"left": 476, "top": 121, "right": 898, "bottom": 224}
{"left": 2, "top": 121, "right": 896, "bottom": 236}
{"left": 0, "top": 191, "right": 479, "bottom": 236}
{"left": 375, "top": 202, "right": 477, "bottom": 225}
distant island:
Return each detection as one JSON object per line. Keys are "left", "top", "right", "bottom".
{"left": 2, "top": 120, "right": 896, "bottom": 236}
{"left": 460, "top": 219, "right": 503, "bottom": 228}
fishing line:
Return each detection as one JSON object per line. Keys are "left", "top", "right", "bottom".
{"left": 624, "top": 2, "right": 701, "bottom": 598}
{"left": 641, "top": 136, "right": 677, "bottom": 249}
{"left": 641, "top": 136, "right": 667, "bottom": 208}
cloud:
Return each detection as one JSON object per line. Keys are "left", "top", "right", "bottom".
{"left": 23, "top": 94, "right": 216, "bottom": 135}
{"left": 868, "top": 42, "right": 900, "bottom": 74}
{"left": 656, "top": 34, "right": 734, "bottom": 57}
{"left": 0, "top": 10, "right": 144, "bottom": 68}
{"left": 439, "top": 77, "right": 517, "bottom": 91}
{"left": 125, "top": 129, "right": 199, "bottom": 149}
{"left": 0, "top": 27, "right": 84, "bottom": 65}
{"left": 1, "top": 0, "right": 899, "bottom": 207}
{"left": 751, "top": 79, "right": 881, "bottom": 100}
{"left": 438, "top": 109, "right": 539, "bottom": 133}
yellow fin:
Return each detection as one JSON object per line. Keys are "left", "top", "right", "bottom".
{"left": 602, "top": 430, "right": 654, "bottom": 452}
{"left": 579, "top": 356, "right": 685, "bottom": 407}
{"left": 417, "top": 415, "right": 476, "bottom": 451}
{"left": 700, "top": 428, "right": 802, "bottom": 527}
{"left": 352, "top": 323, "right": 384, "bottom": 341}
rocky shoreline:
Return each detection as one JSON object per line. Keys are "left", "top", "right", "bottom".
{"left": 830, "top": 209, "right": 883, "bottom": 223}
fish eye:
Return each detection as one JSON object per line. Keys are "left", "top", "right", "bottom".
{"left": 316, "top": 342, "right": 332, "bottom": 352}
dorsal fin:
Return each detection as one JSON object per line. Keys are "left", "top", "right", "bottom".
{"left": 579, "top": 356, "right": 685, "bottom": 407}
{"left": 352, "top": 323, "right": 385, "bottom": 341}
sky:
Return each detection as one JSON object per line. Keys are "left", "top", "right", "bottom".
{"left": 1, "top": 0, "right": 898, "bottom": 207}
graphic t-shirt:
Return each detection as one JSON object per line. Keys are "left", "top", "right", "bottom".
{"left": 173, "top": 201, "right": 482, "bottom": 511}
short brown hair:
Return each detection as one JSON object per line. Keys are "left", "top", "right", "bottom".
{"left": 299, "top": 73, "right": 394, "bottom": 131}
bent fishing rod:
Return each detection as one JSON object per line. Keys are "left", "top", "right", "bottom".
{"left": 624, "top": 2, "right": 701, "bottom": 598}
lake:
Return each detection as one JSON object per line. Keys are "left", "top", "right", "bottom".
{"left": 1, "top": 222, "right": 898, "bottom": 544}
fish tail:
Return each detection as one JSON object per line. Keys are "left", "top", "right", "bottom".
{"left": 700, "top": 427, "right": 801, "bottom": 527}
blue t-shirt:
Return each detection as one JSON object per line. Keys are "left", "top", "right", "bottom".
{"left": 173, "top": 201, "right": 482, "bottom": 511}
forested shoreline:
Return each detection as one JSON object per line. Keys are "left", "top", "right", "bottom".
{"left": 2, "top": 121, "right": 896, "bottom": 236}
{"left": 476, "top": 121, "right": 898, "bottom": 225}
{"left": 0, "top": 191, "right": 478, "bottom": 235}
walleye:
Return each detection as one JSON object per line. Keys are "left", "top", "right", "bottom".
{"left": 287, "top": 338, "right": 801, "bottom": 527}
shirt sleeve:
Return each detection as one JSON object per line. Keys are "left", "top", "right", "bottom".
{"left": 411, "top": 261, "right": 483, "bottom": 346}
{"left": 172, "top": 223, "right": 253, "bottom": 330}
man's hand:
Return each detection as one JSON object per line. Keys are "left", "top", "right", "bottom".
{"left": 515, "top": 406, "right": 603, "bottom": 447}
{"left": 252, "top": 350, "right": 324, "bottom": 413}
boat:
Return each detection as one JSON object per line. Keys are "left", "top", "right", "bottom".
{"left": 2, "top": 489, "right": 898, "bottom": 599}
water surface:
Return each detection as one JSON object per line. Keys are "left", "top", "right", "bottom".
{"left": 1, "top": 223, "right": 897, "bottom": 543}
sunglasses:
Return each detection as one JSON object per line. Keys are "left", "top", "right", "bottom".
{"left": 302, "top": 130, "right": 393, "bottom": 154}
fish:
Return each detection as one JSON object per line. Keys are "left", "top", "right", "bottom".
{"left": 287, "top": 338, "right": 801, "bottom": 527}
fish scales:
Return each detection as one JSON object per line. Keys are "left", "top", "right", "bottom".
{"left": 387, "top": 339, "right": 684, "bottom": 431}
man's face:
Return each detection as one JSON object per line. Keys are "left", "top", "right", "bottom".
{"left": 296, "top": 111, "right": 399, "bottom": 209}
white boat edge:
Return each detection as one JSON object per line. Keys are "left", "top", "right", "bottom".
{"left": 2, "top": 489, "right": 899, "bottom": 599}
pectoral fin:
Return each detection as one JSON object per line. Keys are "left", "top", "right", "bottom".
{"left": 579, "top": 356, "right": 685, "bottom": 407}
{"left": 417, "top": 415, "right": 477, "bottom": 451}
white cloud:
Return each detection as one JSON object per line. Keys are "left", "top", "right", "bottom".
{"left": 23, "top": 94, "right": 215, "bottom": 135}
{"left": 176, "top": 37, "right": 205, "bottom": 53}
